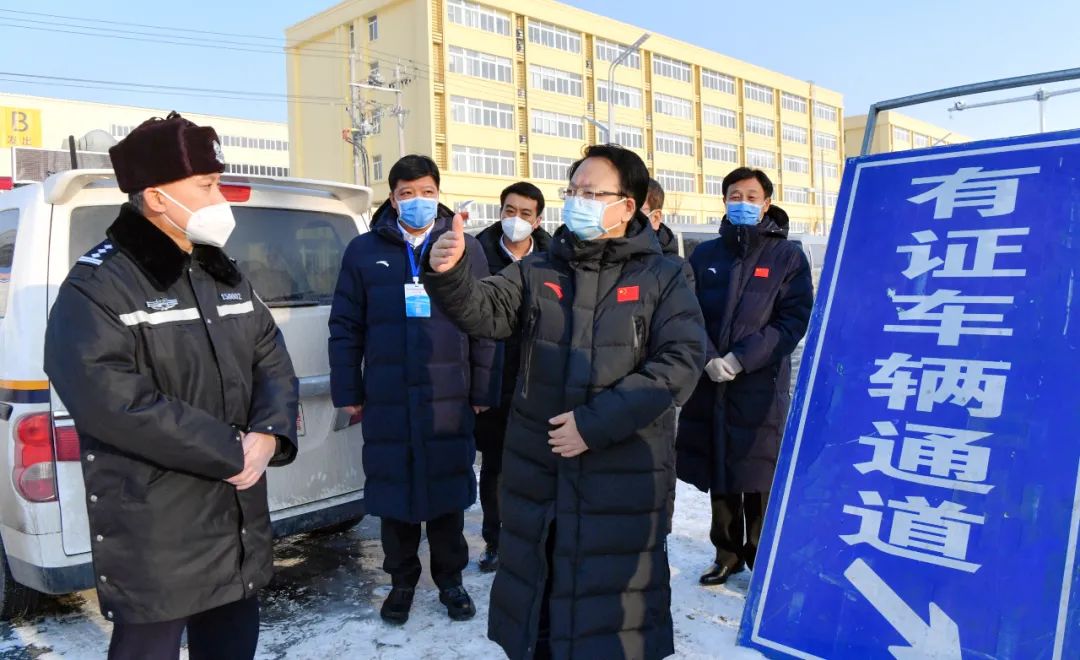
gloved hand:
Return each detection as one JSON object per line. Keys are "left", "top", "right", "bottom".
{"left": 704, "top": 353, "right": 745, "bottom": 383}
{"left": 705, "top": 358, "right": 736, "bottom": 383}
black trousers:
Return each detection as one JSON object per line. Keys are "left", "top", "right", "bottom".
{"left": 381, "top": 511, "right": 468, "bottom": 590}
{"left": 108, "top": 597, "right": 259, "bottom": 660}
{"left": 710, "top": 491, "right": 770, "bottom": 570}
{"left": 479, "top": 446, "right": 503, "bottom": 549}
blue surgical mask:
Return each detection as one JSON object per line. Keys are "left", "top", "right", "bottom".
{"left": 562, "top": 196, "right": 625, "bottom": 241}
{"left": 397, "top": 197, "right": 438, "bottom": 229}
{"left": 726, "top": 201, "right": 763, "bottom": 226}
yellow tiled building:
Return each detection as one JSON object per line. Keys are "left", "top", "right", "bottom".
{"left": 286, "top": 0, "right": 845, "bottom": 234}
{"left": 844, "top": 111, "right": 970, "bottom": 156}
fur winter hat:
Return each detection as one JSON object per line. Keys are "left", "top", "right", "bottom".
{"left": 109, "top": 111, "right": 226, "bottom": 193}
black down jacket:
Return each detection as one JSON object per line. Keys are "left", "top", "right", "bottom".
{"left": 44, "top": 204, "right": 299, "bottom": 624}
{"left": 328, "top": 200, "right": 498, "bottom": 522}
{"left": 675, "top": 207, "right": 813, "bottom": 494}
{"left": 472, "top": 222, "right": 553, "bottom": 453}
{"left": 424, "top": 215, "right": 706, "bottom": 660}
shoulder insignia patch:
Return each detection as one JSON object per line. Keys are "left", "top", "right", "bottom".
{"left": 77, "top": 240, "right": 115, "bottom": 267}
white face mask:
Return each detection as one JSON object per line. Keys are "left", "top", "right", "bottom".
{"left": 501, "top": 216, "right": 535, "bottom": 243}
{"left": 153, "top": 188, "right": 237, "bottom": 248}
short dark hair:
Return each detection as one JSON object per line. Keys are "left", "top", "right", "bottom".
{"left": 388, "top": 154, "right": 440, "bottom": 192}
{"left": 567, "top": 144, "right": 649, "bottom": 211}
{"left": 722, "top": 167, "right": 773, "bottom": 198}
{"left": 500, "top": 181, "right": 545, "bottom": 217}
{"left": 646, "top": 179, "right": 665, "bottom": 211}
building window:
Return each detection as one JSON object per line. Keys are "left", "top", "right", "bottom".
{"left": 614, "top": 124, "right": 644, "bottom": 149}
{"left": 825, "top": 192, "right": 839, "bottom": 207}
{"left": 892, "top": 127, "right": 911, "bottom": 143}
{"left": 368, "top": 15, "right": 379, "bottom": 41}
{"left": 701, "top": 69, "right": 735, "bottom": 94}
{"left": 705, "top": 175, "right": 725, "bottom": 196}
{"left": 468, "top": 203, "right": 504, "bottom": 223}
{"left": 667, "top": 213, "right": 696, "bottom": 224}
{"left": 531, "top": 109, "right": 584, "bottom": 140}
{"left": 784, "top": 186, "right": 811, "bottom": 204}
{"left": 528, "top": 20, "right": 581, "bottom": 54}
{"left": 449, "top": 46, "right": 512, "bottom": 83}
{"left": 372, "top": 155, "right": 383, "bottom": 181}
{"left": 654, "top": 131, "right": 694, "bottom": 157}
{"left": 704, "top": 140, "right": 738, "bottom": 163}
{"left": 790, "top": 220, "right": 811, "bottom": 234}
{"left": 747, "top": 148, "right": 776, "bottom": 170}
{"left": 781, "top": 92, "right": 807, "bottom": 113}
{"left": 744, "top": 81, "right": 774, "bottom": 105}
{"left": 782, "top": 123, "right": 808, "bottom": 144}
{"left": 652, "top": 54, "right": 692, "bottom": 83}
{"left": 595, "top": 39, "right": 640, "bottom": 69}
{"left": 706, "top": 216, "right": 724, "bottom": 224}
{"left": 596, "top": 81, "right": 643, "bottom": 109}
{"left": 814, "top": 101, "right": 838, "bottom": 122}
{"left": 821, "top": 161, "right": 839, "bottom": 178}
{"left": 530, "top": 64, "right": 583, "bottom": 97}
{"left": 783, "top": 155, "right": 810, "bottom": 174}
{"left": 653, "top": 93, "right": 693, "bottom": 120}
{"left": 745, "top": 115, "right": 775, "bottom": 138}
{"left": 451, "top": 95, "right": 514, "bottom": 129}
{"left": 532, "top": 154, "right": 575, "bottom": 181}
{"left": 703, "top": 105, "right": 737, "bottom": 129}
{"left": 914, "top": 133, "right": 930, "bottom": 148}
{"left": 452, "top": 145, "right": 516, "bottom": 176}
{"left": 815, "top": 131, "right": 838, "bottom": 151}
{"left": 656, "top": 169, "right": 695, "bottom": 193}
{"left": 446, "top": 0, "right": 510, "bottom": 35}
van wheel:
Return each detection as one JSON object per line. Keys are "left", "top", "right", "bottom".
{"left": 0, "top": 537, "right": 43, "bottom": 620}
{"left": 310, "top": 516, "right": 364, "bottom": 536}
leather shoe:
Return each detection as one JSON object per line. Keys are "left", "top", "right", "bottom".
{"left": 380, "top": 586, "right": 415, "bottom": 625}
{"left": 699, "top": 561, "right": 746, "bottom": 586}
{"left": 478, "top": 545, "right": 499, "bottom": 573}
{"left": 440, "top": 585, "right": 477, "bottom": 621}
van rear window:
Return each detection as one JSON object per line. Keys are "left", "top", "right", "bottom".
{"left": 68, "top": 205, "right": 359, "bottom": 307}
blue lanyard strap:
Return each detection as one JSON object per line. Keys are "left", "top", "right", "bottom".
{"left": 405, "top": 232, "right": 432, "bottom": 283}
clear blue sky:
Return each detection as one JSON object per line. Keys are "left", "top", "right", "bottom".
{"left": 0, "top": 0, "right": 1077, "bottom": 144}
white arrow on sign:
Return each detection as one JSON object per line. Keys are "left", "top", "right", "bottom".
{"left": 844, "top": 558, "right": 962, "bottom": 660}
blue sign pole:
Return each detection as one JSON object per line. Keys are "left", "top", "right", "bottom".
{"left": 739, "top": 129, "right": 1080, "bottom": 660}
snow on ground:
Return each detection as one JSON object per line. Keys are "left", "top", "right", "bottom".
{"left": 0, "top": 478, "right": 765, "bottom": 659}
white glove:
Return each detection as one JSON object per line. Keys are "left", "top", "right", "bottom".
{"left": 704, "top": 353, "right": 745, "bottom": 383}
{"left": 705, "top": 358, "right": 736, "bottom": 383}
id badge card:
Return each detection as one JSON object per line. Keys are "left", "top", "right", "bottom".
{"left": 404, "top": 283, "right": 431, "bottom": 318}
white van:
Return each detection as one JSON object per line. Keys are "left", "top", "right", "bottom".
{"left": 0, "top": 170, "right": 370, "bottom": 617}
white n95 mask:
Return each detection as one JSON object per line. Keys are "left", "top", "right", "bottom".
{"left": 154, "top": 188, "right": 237, "bottom": 248}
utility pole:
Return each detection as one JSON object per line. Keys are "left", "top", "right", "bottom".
{"left": 347, "top": 24, "right": 362, "bottom": 186}
{"left": 607, "top": 33, "right": 650, "bottom": 145}
{"left": 351, "top": 62, "right": 411, "bottom": 160}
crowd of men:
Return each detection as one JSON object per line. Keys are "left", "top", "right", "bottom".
{"left": 44, "top": 112, "right": 813, "bottom": 660}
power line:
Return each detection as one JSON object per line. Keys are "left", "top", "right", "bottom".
{"left": 0, "top": 72, "right": 343, "bottom": 102}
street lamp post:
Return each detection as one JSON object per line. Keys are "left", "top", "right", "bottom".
{"left": 607, "top": 33, "right": 650, "bottom": 145}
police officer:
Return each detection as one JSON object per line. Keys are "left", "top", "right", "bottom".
{"left": 44, "top": 112, "right": 299, "bottom": 660}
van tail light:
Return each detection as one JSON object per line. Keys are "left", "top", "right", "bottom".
{"left": 13, "top": 413, "right": 82, "bottom": 503}
{"left": 220, "top": 184, "right": 251, "bottom": 203}
{"left": 0, "top": 177, "right": 12, "bottom": 191}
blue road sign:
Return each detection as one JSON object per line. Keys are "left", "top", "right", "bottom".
{"left": 739, "top": 129, "right": 1080, "bottom": 660}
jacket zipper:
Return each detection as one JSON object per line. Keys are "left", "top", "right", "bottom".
{"left": 520, "top": 308, "right": 538, "bottom": 400}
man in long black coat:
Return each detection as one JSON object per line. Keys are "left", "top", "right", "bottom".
{"left": 472, "top": 181, "right": 553, "bottom": 573}
{"left": 676, "top": 167, "right": 813, "bottom": 587}
{"left": 425, "top": 145, "right": 706, "bottom": 660}
{"left": 44, "top": 113, "right": 298, "bottom": 659}
{"left": 329, "top": 155, "right": 497, "bottom": 625}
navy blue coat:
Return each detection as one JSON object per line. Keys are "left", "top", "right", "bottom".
{"left": 329, "top": 200, "right": 498, "bottom": 523}
{"left": 676, "top": 207, "right": 813, "bottom": 494}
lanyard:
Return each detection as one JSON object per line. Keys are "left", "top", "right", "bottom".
{"left": 405, "top": 232, "right": 432, "bottom": 284}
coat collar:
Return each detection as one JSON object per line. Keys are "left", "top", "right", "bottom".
{"left": 549, "top": 213, "right": 661, "bottom": 270}
{"left": 107, "top": 203, "right": 243, "bottom": 291}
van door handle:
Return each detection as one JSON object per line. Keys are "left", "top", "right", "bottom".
{"left": 298, "top": 375, "right": 331, "bottom": 398}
